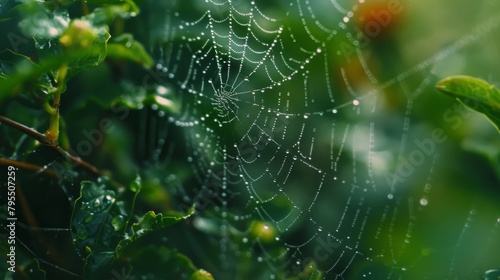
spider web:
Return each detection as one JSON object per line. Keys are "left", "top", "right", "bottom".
{"left": 143, "top": 0, "right": 500, "bottom": 278}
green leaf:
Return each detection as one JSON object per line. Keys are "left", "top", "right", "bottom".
{"left": 16, "top": 20, "right": 106, "bottom": 84}
{"left": 60, "top": 20, "right": 100, "bottom": 50}
{"left": 71, "top": 177, "right": 119, "bottom": 276}
{"left": 436, "top": 75, "right": 500, "bottom": 131}
{"left": 59, "top": 19, "right": 111, "bottom": 79}
{"left": 71, "top": 176, "right": 200, "bottom": 279}
{"left": 483, "top": 269, "right": 500, "bottom": 280}
{"left": 190, "top": 269, "right": 215, "bottom": 280}
{"left": 71, "top": 176, "right": 140, "bottom": 278}
{"left": 84, "top": 2, "right": 139, "bottom": 26}
{"left": 111, "top": 204, "right": 200, "bottom": 280}
{"left": 17, "top": 0, "right": 111, "bottom": 78}
{"left": 107, "top": 33, "right": 153, "bottom": 68}
{"left": 17, "top": 1, "right": 69, "bottom": 39}
{"left": 116, "top": 206, "right": 195, "bottom": 256}
{"left": 0, "top": 50, "right": 63, "bottom": 101}
{"left": 2, "top": 3, "right": 111, "bottom": 97}
{"left": 112, "top": 83, "right": 180, "bottom": 113}
{"left": 0, "top": 49, "right": 56, "bottom": 102}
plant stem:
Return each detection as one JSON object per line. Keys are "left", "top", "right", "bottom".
{"left": 45, "top": 64, "right": 67, "bottom": 146}
{"left": 0, "top": 158, "right": 57, "bottom": 177}
{"left": 81, "top": 0, "right": 89, "bottom": 16}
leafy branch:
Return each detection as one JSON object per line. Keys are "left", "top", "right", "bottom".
{"left": 0, "top": 1, "right": 217, "bottom": 279}
{"left": 0, "top": 0, "right": 154, "bottom": 185}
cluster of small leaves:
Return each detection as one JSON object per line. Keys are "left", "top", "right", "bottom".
{"left": 70, "top": 176, "right": 213, "bottom": 279}
{"left": 0, "top": 1, "right": 212, "bottom": 279}
{"left": 0, "top": 0, "right": 151, "bottom": 102}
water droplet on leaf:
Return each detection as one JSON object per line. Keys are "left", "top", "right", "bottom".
{"left": 112, "top": 215, "right": 126, "bottom": 231}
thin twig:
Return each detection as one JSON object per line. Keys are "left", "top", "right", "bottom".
{"left": 0, "top": 158, "right": 57, "bottom": 177}
{"left": 55, "top": 146, "right": 102, "bottom": 176}
{"left": 0, "top": 115, "right": 122, "bottom": 187}
{"left": 0, "top": 115, "right": 49, "bottom": 145}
